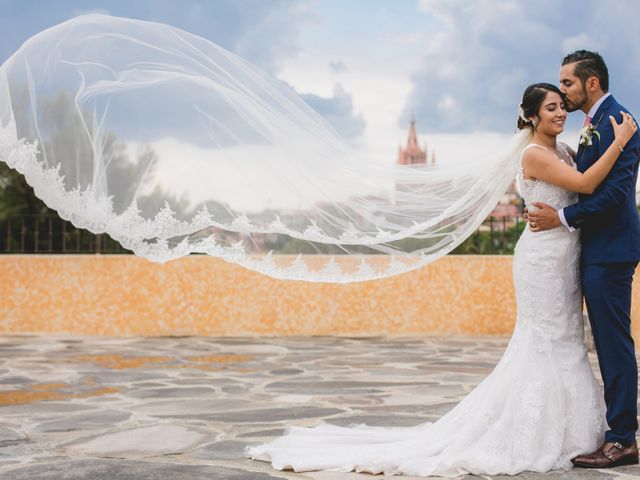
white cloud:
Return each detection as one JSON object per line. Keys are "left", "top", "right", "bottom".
{"left": 299, "top": 84, "right": 366, "bottom": 139}
{"left": 436, "top": 95, "right": 457, "bottom": 114}
{"left": 6, "top": 0, "right": 640, "bottom": 207}
{"left": 406, "top": 0, "right": 640, "bottom": 133}
{"left": 329, "top": 60, "right": 347, "bottom": 74}
{"left": 561, "top": 33, "right": 597, "bottom": 53}
{"left": 278, "top": 48, "right": 418, "bottom": 173}
{"left": 0, "top": 1, "right": 314, "bottom": 75}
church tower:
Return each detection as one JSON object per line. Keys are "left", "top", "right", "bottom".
{"left": 396, "top": 117, "right": 434, "bottom": 165}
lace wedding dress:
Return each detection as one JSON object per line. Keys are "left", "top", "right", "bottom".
{"left": 244, "top": 143, "right": 607, "bottom": 477}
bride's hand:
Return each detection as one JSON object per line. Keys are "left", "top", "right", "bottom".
{"left": 611, "top": 111, "right": 637, "bottom": 147}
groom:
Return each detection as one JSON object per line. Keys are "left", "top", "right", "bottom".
{"left": 529, "top": 50, "right": 640, "bottom": 468}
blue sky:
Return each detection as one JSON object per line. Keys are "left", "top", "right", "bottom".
{"left": 2, "top": 0, "right": 639, "bottom": 163}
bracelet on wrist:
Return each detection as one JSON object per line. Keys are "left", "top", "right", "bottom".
{"left": 615, "top": 142, "right": 624, "bottom": 153}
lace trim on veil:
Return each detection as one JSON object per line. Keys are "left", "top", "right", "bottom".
{"left": 1, "top": 124, "right": 531, "bottom": 282}
{"left": 0, "top": 14, "right": 533, "bottom": 282}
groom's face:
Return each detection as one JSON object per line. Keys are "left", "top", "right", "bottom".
{"left": 559, "top": 63, "right": 589, "bottom": 113}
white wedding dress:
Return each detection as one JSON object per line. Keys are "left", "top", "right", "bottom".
{"left": 244, "top": 143, "right": 608, "bottom": 477}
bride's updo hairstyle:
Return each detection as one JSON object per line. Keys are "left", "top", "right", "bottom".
{"left": 517, "top": 83, "right": 565, "bottom": 130}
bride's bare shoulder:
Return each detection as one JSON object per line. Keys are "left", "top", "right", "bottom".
{"left": 521, "top": 144, "right": 552, "bottom": 163}
{"left": 521, "top": 144, "right": 554, "bottom": 179}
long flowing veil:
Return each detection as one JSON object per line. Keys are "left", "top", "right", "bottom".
{"left": 0, "top": 14, "right": 532, "bottom": 282}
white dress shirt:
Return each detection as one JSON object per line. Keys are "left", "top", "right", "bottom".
{"left": 558, "top": 93, "right": 612, "bottom": 231}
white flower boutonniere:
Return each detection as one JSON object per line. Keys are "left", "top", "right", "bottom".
{"left": 578, "top": 123, "right": 600, "bottom": 147}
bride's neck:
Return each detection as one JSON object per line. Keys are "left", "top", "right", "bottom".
{"left": 531, "top": 131, "right": 557, "bottom": 149}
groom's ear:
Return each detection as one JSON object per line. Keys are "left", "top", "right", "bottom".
{"left": 585, "top": 76, "right": 601, "bottom": 93}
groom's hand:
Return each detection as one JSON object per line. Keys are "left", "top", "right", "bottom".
{"left": 528, "top": 203, "right": 561, "bottom": 232}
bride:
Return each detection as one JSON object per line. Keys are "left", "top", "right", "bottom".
{"left": 244, "top": 83, "right": 638, "bottom": 476}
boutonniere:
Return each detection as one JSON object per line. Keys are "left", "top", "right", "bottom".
{"left": 578, "top": 113, "right": 604, "bottom": 147}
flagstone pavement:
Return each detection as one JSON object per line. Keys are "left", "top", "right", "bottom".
{"left": 0, "top": 334, "right": 638, "bottom": 479}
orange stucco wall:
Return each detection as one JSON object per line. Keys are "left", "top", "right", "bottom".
{"left": 1, "top": 255, "right": 640, "bottom": 345}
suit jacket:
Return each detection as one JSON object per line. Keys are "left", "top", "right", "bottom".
{"left": 563, "top": 94, "right": 640, "bottom": 264}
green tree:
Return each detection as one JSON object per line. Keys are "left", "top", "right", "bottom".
{"left": 0, "top": 91, "right": 189, "bottom": 252}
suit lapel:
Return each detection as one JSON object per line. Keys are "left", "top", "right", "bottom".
{"left": 592, "top": 94, "right": 615, "bottom": 123}
{"left": 575, "top": 95, "right": 615, "bottom": 172}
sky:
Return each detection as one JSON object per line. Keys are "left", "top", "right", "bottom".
{"left": 1, "top": 0, "right": 640, "bottom": 208}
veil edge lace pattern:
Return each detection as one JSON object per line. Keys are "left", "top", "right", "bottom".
{"left": 0, "top": 14, "right": 531, "bottom": 283}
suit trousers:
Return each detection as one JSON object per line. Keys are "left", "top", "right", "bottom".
{"left": 582, "top": 261, "right": 639, "bottom": 445}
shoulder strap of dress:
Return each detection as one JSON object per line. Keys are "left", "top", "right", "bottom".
{"left": 519, "top": 144, "right": 548, "bottom": 176}
{"left": 522, "top": 143, "right": 548, "bottom": 152}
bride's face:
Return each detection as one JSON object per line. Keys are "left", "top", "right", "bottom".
{"left": 532, "top": 91, "right": 567, "bottom": 135}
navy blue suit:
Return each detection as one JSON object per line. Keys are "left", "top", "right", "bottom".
{"left": 563, "top": 94, "right": 640, "bottom": 445}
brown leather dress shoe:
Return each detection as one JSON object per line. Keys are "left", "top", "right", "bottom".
{"left": 571, "top": 440, "right": 639, "bottom": 468}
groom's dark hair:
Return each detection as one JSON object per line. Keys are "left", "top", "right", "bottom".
{"left": 562, "top": 50, "right": 609, "bottom": 92}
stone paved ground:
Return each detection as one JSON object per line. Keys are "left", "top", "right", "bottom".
{"left": 0, "top": 334, "right": 637, "bottom": 479}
